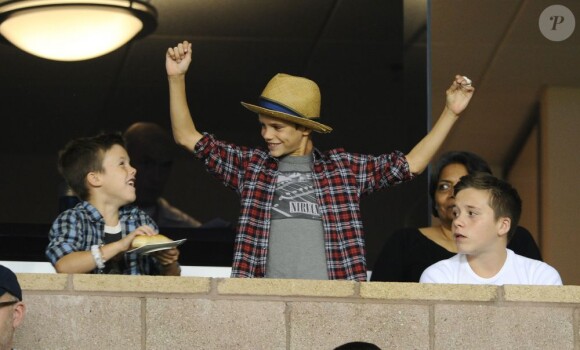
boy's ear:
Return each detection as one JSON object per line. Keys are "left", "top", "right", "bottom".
{"left": 296, "top": 124, "right": 312, "bottom": 136}
{"left": 497, "top": 217, "right": 511, "bottom": 237}
{"left": 86, "top": 172, "right": 102, "bottom": 188}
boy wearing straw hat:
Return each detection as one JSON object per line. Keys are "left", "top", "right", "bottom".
{"left": 166, "top": 41, "right": 474, "bottom": 281}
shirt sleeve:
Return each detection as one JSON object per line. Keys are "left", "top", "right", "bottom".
{"left": 191, "top": 132, "right": 255, "bottom": 193}
{"left": 419, "top": 261, "right": 452, "bottom": 283}
{"left": 350, "top": 150, "right": 415, "bottom": 195}
{"left": 419, "top": 267, "right": 437, "bottom": 283}
{"left": 532, "top": 263, "right": 563, "bottom": 285}
{"left": 45, "top": 210, "right": 86, "bottom": 265}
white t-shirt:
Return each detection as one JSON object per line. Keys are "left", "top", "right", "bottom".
{"left": 419, "top": 249, "right": 562, "bottom": 285}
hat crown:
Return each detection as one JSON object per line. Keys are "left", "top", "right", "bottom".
{"left": 240, "top": 73, "right": 332, "bottom": 133}
{"left": 260, "top": 73, "right": 321, "bottom": 119}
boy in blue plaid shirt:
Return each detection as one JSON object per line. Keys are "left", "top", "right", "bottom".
{"left": 46, "top": 133, "right": 180, "bottom": 275}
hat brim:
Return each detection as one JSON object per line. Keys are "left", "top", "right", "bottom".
{"left": 241, "top": 102, "right": 332, "bottom": 134}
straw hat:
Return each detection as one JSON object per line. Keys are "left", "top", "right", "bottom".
{"left": 241, "top": 73, "right": 333, "bottom": 133}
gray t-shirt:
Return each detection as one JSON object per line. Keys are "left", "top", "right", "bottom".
{"left": 265, "top": 154, "right": 328, "bottom": 279}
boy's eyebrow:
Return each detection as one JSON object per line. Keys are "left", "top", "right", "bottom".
{"left": 454, "top": 202, "right": 479, "bottom": 209}
{"left": 463, "top": 204, "right": 481, "bottom": 211}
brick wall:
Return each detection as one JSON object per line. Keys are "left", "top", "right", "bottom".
{"left": 14, "top": 274, "right": 580, "bottom": 349}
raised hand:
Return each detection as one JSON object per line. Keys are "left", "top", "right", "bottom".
{"left": 166, "top": 40, "right": 192, "bottom": 76}
{"left": 445, "top": 75, "right": 475, "bottom": 116}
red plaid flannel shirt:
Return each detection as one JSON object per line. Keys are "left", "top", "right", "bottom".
{"left": 194, "top": 133, "right": 414, "bottom": 281}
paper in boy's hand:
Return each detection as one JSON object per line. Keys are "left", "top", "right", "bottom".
{"left": 462, "top": 76, "right": 472, "bottom": 86}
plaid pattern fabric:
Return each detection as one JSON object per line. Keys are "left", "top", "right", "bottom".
{"left": 46, "top": 201, "right": 161, "bottom": 275}
{"left": 194, "top": 133, "right": 414, "bottom": 281}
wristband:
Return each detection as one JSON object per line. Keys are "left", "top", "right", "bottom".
{"left": 91, "top": 244, "right": 105, "bottom": 270}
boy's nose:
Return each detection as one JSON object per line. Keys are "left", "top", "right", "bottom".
{"left": 452, "top": 216, "right": 464, "bottom": 228}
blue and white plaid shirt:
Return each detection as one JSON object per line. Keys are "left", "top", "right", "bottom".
{"left": 46, "top": 201, "right": 161, "bottom": 275}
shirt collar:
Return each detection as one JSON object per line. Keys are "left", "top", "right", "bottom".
{"left": 79, "top": 201, "right": 136, "bottom": 222}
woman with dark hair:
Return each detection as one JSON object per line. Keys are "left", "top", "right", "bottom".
{"left": 370, "top": 151, "right": 541, "bottom": 282}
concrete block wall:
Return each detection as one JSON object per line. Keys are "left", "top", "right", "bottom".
{"left": 14, "top": 274, "right": 580, "bottom": 349}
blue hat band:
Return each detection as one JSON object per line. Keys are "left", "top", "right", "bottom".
{"left": 257, "top": 98, "right": 307, "bottom": 119}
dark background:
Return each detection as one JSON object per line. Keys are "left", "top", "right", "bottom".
{"left": 0, "top": 0, "right": 429, "bottom": 268}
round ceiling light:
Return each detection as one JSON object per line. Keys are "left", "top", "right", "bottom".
{"left": 0, "top": 0, "right": 157, "bottom": 61}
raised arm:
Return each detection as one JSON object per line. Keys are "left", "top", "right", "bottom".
{"left": 166, "top": 40, "right": 203, "bottom": 151}
{"left": 405, "top": 75, "right": 475, "bottom": 174}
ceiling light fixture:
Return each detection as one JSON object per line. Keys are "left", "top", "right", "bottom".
{"left": 0, "top": 0, "right": 157, "bottom": 61}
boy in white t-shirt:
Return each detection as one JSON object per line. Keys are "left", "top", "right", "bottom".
{"left": 420, "top": 172, "right": 562, "bottom": 285}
